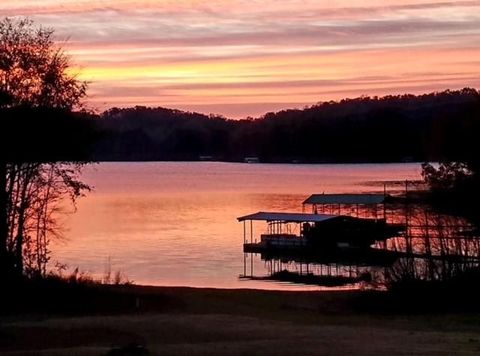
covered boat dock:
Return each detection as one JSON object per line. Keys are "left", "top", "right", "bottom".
{"left": 303, "top": 193, "right": 389, "bottom": 220}
{"left": 238, "top": 210, "right": 401, "bottom": 253}
{"left": 237, "top": 211, "right": 340, "bottom": 245}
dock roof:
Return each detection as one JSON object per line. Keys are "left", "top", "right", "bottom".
{"left": 237, "top": 212, "right": 339, "bottom": 223}
{"left": 303, "top": 194, "right": 386, "bottom": 205}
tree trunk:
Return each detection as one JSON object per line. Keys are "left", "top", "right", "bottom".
{"left": 0, "top": 160, "right": 10, "bottom": 277}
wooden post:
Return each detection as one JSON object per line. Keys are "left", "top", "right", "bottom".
{"left": 250, "top": 253, "right": 253, "bottom": 276}
{"left": 383, "top": 183, "right": 388, "bottom": 221}
{"left": 405, "top": 194, "right": 411, "bottom": 255}
{"left": 250, "top": 220, "right": 253, "bottom": 243}
{"left": 243, "top": 221, "right": 246, "bottom": 244}
{"left": 243, "top": 253, "right": 246, "bottom": 276}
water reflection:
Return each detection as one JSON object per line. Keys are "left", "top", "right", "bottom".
{"left": 241, "top": 250, "right": 389, "bottom": 288}
{"left": 52, "top": 162, "right": 423, "bottom": 289}
{"left": 385, "top": 207, "right": 480, "bottom": 286}
{"left": 241, "top": 200, "right": 480, "bottom": 289}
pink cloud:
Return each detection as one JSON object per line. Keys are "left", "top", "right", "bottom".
{"left": 2, "top": 0, "right": 479, "bottom": 118}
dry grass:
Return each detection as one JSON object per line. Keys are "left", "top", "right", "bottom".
{"left": 1, "top": 285, "right": 480, "bottom": 355}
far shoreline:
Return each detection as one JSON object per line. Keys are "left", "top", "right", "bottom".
{"left": 86, "top": 160, "right": 426, "bottom": 165}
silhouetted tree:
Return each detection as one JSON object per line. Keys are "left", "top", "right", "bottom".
{"left": 91, "top": 88, "right": 480, "bottom": 163}
{"left": 0, "top": 18, "right": 93, "bottom": 278}
{"left": 422, "top": 162, "right": 473, "bottom": 192}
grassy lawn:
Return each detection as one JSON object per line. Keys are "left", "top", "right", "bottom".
{"left": 1, "top": 285, "right": 480, "bottom": 355}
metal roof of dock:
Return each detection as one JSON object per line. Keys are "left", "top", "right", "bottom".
{"left": 237, "top": 212, "right": 339, "bottom": 223}
{"left": 303, "top": 194, "right": 386, "bottom": 205}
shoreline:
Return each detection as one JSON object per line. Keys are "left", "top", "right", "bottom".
{"left": 2, "top": 283, "right": 480, "bottom": 355}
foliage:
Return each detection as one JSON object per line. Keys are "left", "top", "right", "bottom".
{"left": 6, "top": 163, "right": 90, "bottom": 276}
{"left": 421, "top": 162, "right": 473, "bottom": 192}
{"left": 421, "top": 161, "right": 480, "bottom": 220}
{"left": 92, "top": 88, "right": 480, "bottom": 163}
{"left": 0, "top": 18, "right": 86, "bottom": 109}
{"left": 0, "top": 18, "right": 92, "bottom": 279}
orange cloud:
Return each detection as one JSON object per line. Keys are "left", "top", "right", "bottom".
{"left": 2, "top": 1, "right": 480, "bottom": 117}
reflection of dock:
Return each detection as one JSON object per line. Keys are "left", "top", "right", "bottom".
{"left": 245, "top": 245, "right": 400, "bottom": 266}
{"left": 240, "top": 270, "right": 370, "bottom": 287}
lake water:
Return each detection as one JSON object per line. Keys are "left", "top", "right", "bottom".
{"left": 51, "top": 162, "right": 423, "bottom": 289}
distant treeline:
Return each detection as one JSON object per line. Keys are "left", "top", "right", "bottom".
{"left": 91, "top": 88, "right": 480, "bottom": 163}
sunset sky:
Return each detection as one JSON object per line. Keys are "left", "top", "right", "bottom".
{"left": 1, "top": 1, "right": 480, "bottom": 118}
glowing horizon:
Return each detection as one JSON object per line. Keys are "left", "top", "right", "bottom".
{"left": 2, "top": 1, "right": 480, "bottom": 118}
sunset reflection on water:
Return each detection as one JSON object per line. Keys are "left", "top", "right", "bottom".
{"left": 51, "top": 162, "right": 422, "bottom": 289}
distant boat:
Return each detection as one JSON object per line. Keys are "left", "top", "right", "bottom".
{"left": 401, "top": 156, "right": 415, "bottom": 163}
{"left": 244, "top": 157, "right": 260, "bottom": 163}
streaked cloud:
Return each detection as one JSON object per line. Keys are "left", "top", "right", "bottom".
{"left": 1, "top": 1, "right": 479, "bottom": 117}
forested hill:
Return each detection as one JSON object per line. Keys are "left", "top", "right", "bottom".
{"left": 92, "top": 88, "right": 480, "bottom": 163}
